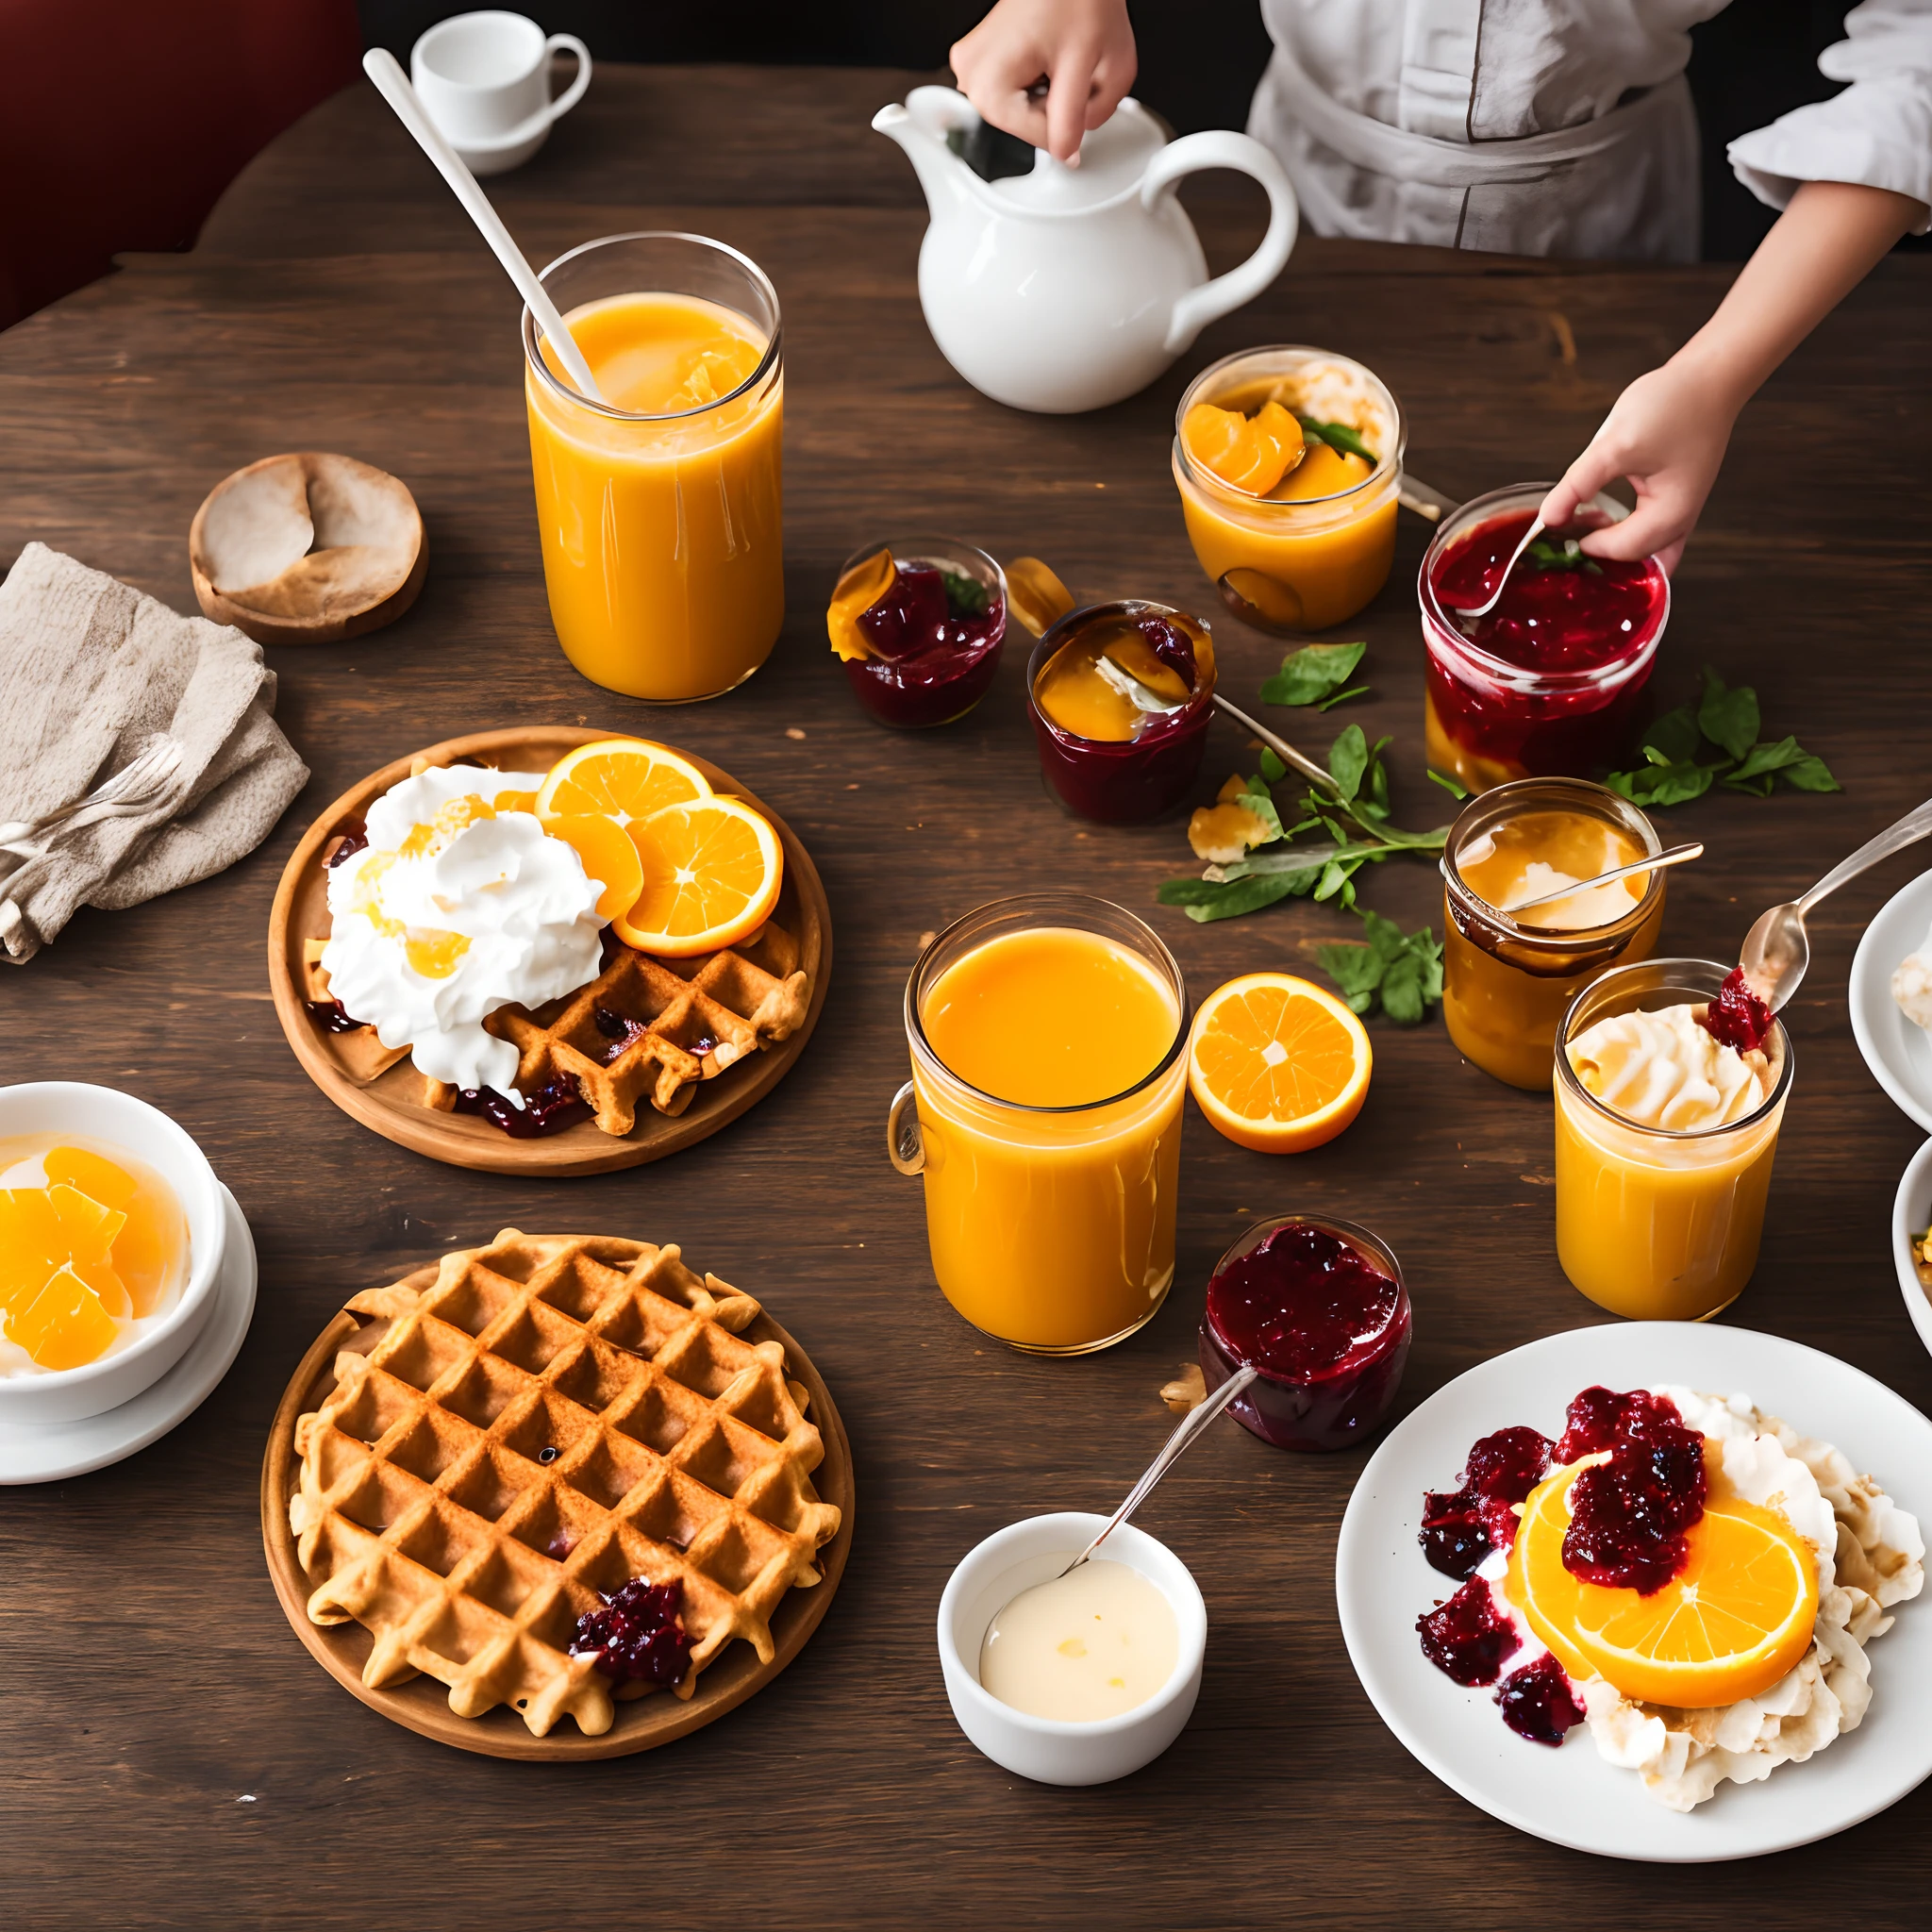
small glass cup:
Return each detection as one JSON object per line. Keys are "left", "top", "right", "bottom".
{"left": 1442, "top": 778, "right": 1666, "bottom": 1090}
{"left": 524, "top": 231, "right": 784, "bottom": 703}
{"left": 887, "top": 893, "right": 1189, "bottom": 1354}
{"left": 1026, "top": 602, "right": 1215, "bottom": 824}
{"left": 1197, "top": 1214, "right": 1411, "bottom": 1452}
{"left": 1555, "top": 958, "right": 1793, "bottom": 1321}
{"left": 1173, "top": 345, "right": 1406, "bottom": 634}
{"left": 1420, "top": 482, "right": 1669, "bottom": 793}
{"left": 831, "top": 536, "right": 1008, "bottom": 729}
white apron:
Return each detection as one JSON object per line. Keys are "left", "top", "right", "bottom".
{"left": 1248, "top": 27, "right": 1703, "bottom": 262}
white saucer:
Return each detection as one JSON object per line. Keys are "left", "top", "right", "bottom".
{"left": 1850, "top": 866, "right": 1932, "bottom": 1132}
{"left": 1336, "top": 1323, "right": 1932, "bottom": 1862}
{"left": 0, "top": 1185, "right": 257, "bottom": 1484}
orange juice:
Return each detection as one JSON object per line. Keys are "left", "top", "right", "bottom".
{"left": 901, "top": 908, "right": 1187, "bottom": 1353}
{"left": 525, "top": 253, "right": 784, "bottom": 702}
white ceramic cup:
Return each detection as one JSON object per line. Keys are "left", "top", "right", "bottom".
{"left": 410, "top": 10, "right": 591, "bottom": 176}
{"left": 0, "top": 1082, "right": 227, "bottom": 1424}
{"left": 936, "top": 1511, "right": 1207, "bottom": 1786}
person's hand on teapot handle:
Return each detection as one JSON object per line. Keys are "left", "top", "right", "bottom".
{"left": 950, "top": 0, "right": 1137, "bottom": 166}
{"left": 1542, "top": 180, "right": 1924, "bottom": 576}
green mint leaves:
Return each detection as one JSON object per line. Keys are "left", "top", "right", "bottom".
{"left": 1606, "top": 667, "right": 1840, "bottom": 807}
{"left": 1313, "top": 908, "right": 1444, "bottom": 1024}
{"left": 1258, "top": 641, "right": 1368, "bottom": 709}
{"left": 1292, "top": 415, "right": 1377, "bottom": 466}
{"left": 1524, "top": 536, "right": 1604, "bottom": 576}
{"left": 938, "top": 567, "right": 991, "bottom": 616}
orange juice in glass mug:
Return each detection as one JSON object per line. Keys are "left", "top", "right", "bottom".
{"left": 1173, "top": 346, "right": 1405, "bottom": 634}
{"left": 888, "top": 895, "right": 1188, "bottom": 1354}
{"left": 524, "top": 232, "right": 784, "bottom": 702}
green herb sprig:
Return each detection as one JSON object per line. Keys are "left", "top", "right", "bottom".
{"left": 1524, "top": 536, "right": 1603, "bottom": 577}
{"left": 1258, "top": 641, "right": 1370, "bottom": 710}
{"left": 1314, "top": 908, "right": 1444, "bottom": 1024}
{"left": 1293, "top": 415, "right": 1377, "bottom": 466}
{"left": 1607, "top": 667, "right": 1840, "bottom": 808}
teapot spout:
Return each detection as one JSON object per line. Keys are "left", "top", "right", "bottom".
{"left": 873, "top": 87, "right": 979, "bottom": 217}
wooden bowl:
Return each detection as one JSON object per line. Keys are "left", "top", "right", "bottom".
{"left": 266, "top": 726, "right": 832, "bottom": 1174}
{"left": 190, "top": 452, "right": 427, "bottom": 645}
{"left": 260, "top": 1265, "right": 855, "bottom": 1760}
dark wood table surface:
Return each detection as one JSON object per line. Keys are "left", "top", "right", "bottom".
{"left": 5, "top": 64, "right": 1929, "bottom": 1930}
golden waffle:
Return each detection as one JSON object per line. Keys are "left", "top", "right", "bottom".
{"left": 287, "top": 1230, "right": 843, "bottom": 1739}
{"left": 423, "top": 922, "right": 811, "bottom": 1132}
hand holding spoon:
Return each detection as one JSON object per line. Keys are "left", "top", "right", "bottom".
{"left": 1740, "top": 796, "right": 1932, "bottom": 1009}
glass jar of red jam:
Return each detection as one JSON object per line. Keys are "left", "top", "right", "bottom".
{"left": 833, "top": 536, "right": 1008, "bottom": 729}
{"left": 1026, "top": 600, "right": 1216, "bottom": 824}
{"left": 1420, "top": 484, "right": 1669, "bottom": 794}
{"left": 1198, "top": 1214, "right": 1411, "bottom": 1452}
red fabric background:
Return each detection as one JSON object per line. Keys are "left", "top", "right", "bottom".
{"left": 0, "top": 0, "right": 362, "bottom": 329}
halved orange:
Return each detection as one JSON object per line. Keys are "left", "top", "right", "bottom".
{"left": 827, "top": 548, "right": 895, "bottom": 662}
{"left": 1181, "top": 400, "right": 1305, "bottom": 496}
{"left": 541, "top": 813, "right": 645, "bottom": 923}
{"left": 534, "top": 738, "right": 711, "bottom": 825}
{"left": 614, "top": 795, "right": 784, "bottom": 958}
{"left": 1507, "top": 1459, "right": 1819, "bottom": 1708}
{"left": 1187, "top": 973, "right": 1371, "bottom": 1153}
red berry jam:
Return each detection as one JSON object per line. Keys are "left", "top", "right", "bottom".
{"left": 592, "top": 1006, "right": 649, "bottom": 1065}
{"left": 1417, "top": 1577, "right": 1521, "bottom": 1686}
{"left": 842, "top": 562, "right": 1008, "bottom": 729}
{"left": 1698, "top": 966, "right": 1774, "bottom": 1057}
{"left": 1495, "top": 1652, "right": 1587, "bottom": 1745}
{"left": 326, "top": 822, "right": 369, "bottom": 868}
{"left": 452, "top": 1075, "right": 591, "bottom": 1138}
{"left": 570, "top": 1576, "right": 692, "bottom": 1687}
{"left": 1200, "top": 1218, "right": 1411, "bottom": 1452}
{"left": 305, "top": 998, "right": 365, "bottom": 1035}
{"left": 1557, "top": 1387, "right": 1707, "bottom": 1594}
{"left": 1420, "top": 1425, "right": 1554, "bottom": 1579}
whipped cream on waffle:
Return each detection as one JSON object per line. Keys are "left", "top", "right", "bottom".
{"left": 322, "top": 766, "right": 606, "bottom": 1098}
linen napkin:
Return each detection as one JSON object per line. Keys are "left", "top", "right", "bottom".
{"left": 0, "top": 542, "right": 309, "bottom": 962}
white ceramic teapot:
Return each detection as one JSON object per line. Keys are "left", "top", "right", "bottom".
{"left": 873, "top": 87, "right": 1298, "bottom": 415}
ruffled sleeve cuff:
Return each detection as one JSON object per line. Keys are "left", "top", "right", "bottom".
{"left": 1728, "top": 78, "right": 1932, "bottom": 232}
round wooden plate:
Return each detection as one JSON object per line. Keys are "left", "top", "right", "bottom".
{"left": 259, "top": 1262, "right": 855, "bottom": 1760}
{"left": 267, "top": 727, "right": 832, "bottom": 1174}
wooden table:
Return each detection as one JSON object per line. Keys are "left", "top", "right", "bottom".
{"left": 5, "top": 65, "right": 1929, "bottom": 1929}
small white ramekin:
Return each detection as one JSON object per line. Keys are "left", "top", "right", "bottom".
{"left": 0, "top": 1082, "right": 227, "bottom": 1424}
{"left": 1890, "top": 1137, "right": 1932, "bottom": 1363}
{"left": 936, "top": 1510, "right": 1206, "bottom": 1786}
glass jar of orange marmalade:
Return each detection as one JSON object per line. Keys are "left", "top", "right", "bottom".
{"left": 1441, "top": 778, "right": 1665, "bottom": 1090}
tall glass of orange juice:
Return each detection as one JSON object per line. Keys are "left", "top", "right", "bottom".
{"left": 888, "top": 894, "right": 1188, "bottom": 1354}
{"left": 524, "top": 233, "right": 784, "bottom": 702}
{"left": 1554, "top": 959, "right": 1792, "bottom": 1321}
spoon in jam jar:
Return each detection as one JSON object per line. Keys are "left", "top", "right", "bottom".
{"left": 1445, "top": 513, "right": 1545, "bottom": 620}
{"left": 1058, "top": 1364, "right": 1258, "bottom": 1577}
{"left": 1740, "top": 795, "right": 1932, "bottom": 1009}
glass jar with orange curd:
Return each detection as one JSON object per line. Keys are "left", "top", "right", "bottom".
{"left": 1172, "top": 346, "right": 1405, "bottom": 633}
{"left": 1441, "top": 778, "right": 1666, "bottom": 1090}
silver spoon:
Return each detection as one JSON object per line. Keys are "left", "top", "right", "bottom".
{"left": 1740, "top": 796, "right": 1932, "bottom": 1009}
{"left": 1060, "top": 1364, "right": 1257, "bottom": 1577}
{"left": 1094, "top": 651, "right": 1339, "bottom": 798}
{"left": 1448, "top": 514, "right": 1543, "bottom": 619}
{"left": 1500, "top": 841, "right": 1704, "bottom": 917}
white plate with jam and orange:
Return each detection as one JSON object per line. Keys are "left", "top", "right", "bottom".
{"left": 1336, "top": 1324, "right": 1932, "bottom": 1861}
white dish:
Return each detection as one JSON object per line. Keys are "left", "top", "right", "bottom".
{"left": 1335, "top": 1323, "right": 1932, "bottom": 1861}
{"left": 937, "top": 1512, "right": 1206, "bottom": 1785}
{"left": 1890, "top": 1140, "right": 1932, "bottom": 1361}
{"left": 0, "top": 1186, "right": 256, "bottom": 1484}
{"left": 1849, "top": 866, "right": 1932, "bottom": 1133}
{"left": 0, "top": 1082, "right": 227, "bottom": 1423}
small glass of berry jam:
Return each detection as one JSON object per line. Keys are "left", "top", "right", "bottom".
{"left": 1027, "top": 600, "right": 1217, "bottom": 824}
{"left": 1420, "top": 483, "right": 1670, "bottom": 794}
{"left": 1198, "top": 1214, "right": 1411, "bottom": 1452}
{"left": 829, "top": 536, "right": 1008, "bottom": 729}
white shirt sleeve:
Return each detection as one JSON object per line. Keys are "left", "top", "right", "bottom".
{"left": 1726, "top": 0, "right": 1932, "bottom": 231}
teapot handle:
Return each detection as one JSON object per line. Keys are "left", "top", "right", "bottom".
{"left": 1143, "top": 130, "right": 1299, "bottom": 355}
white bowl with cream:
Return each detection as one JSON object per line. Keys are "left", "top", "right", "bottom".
{"left": 1890, "top": 1137, "right": 1932, "bottom": 1362}
{"left": 0, "top": 1083, "right": 227, "bottom": 1424}
{"left": 936, "top": 1510, "right": 1206, "bottom": 1785}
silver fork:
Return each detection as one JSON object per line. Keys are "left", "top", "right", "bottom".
{"left": 0, "top": 735, "right": 185, "bottom": 862}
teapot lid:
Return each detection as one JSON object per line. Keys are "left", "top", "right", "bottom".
{"left": 986, "top": 98, "right": 1168, "bottom": 212}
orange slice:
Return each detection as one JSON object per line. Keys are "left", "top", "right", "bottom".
{"left": 1272, "top": 441, "right": 1374, "bottom": 502}
{"left": 827, "top": 548, "right": 895, "bottom": 662}
{"left": 614, "top": 796, "right": 784, "bottom": 958}
{"left": 1005, "top": 556, "right": 1077, "bottom": 637}
{"left": 1507, "top": 1460, "right": 1819, "bottom": 1708}
{"left": 9, "top": 1261, "right": 118, "bottom": 1372}
{"left": 43, "top": 1146, "right": 136, "bottom": 1208}
{"left": 534, "top": 738, "right": 711, "bottom": 825}
{"left": 541, "top": 812, "right": 645, "bottom": 923}
{"left": 1181, "top": 400, "right": 1305, "bottom": 496}
{"left": 1187, "top": 973, "right": 1371, "bottom": 1153}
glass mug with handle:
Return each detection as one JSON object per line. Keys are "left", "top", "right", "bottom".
{"left": 887, "top": 894, "right": 1190, "bottom": 1354}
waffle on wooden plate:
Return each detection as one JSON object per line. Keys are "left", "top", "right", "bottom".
{"left": 262, "top": 1230, "right": 853, "bottom": 1759}
{"left": 266, "top": 727, "right": 831, "bottom": 1174}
